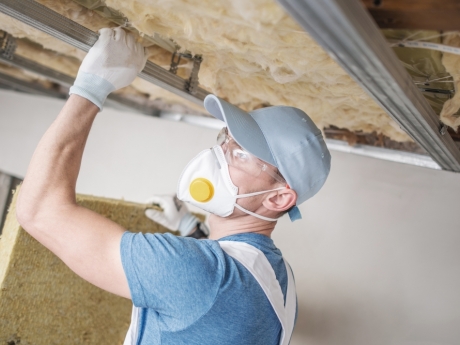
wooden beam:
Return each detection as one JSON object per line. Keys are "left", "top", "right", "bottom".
{"left": 361, "top": 0, "right": 460, "bottom": 31}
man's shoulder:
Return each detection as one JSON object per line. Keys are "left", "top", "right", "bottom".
{"left": 121, "top": 231, "right": 226, "bottom": 314}
{"left": 122, "top": 231, "right": 227, "bottom": 268}
{"left": 124, "top": 231, "right": 221, "bottom": 250}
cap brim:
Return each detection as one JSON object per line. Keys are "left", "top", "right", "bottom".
{"left": 204, "top": 95, "right": 277, "bottom": 167}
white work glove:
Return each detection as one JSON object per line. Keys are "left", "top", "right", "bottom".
{"left": 69, "top": 27, "right": 147, "bottom": 110}
{"left": 145, "top": 195, "right": 199, "bottom": 236}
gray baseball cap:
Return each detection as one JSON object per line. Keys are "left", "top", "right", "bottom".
{"left": 204, "top": 94, "right": 331, "bottom": 221}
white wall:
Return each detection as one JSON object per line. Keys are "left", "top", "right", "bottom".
{"left": 1, "top": 89, "right": 460, "bottom": 345}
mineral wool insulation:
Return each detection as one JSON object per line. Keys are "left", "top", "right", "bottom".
{"left": 7, "top": 0, "right": 455, "bottom": 142}
{"left": 0, "top": 189, "right": 172, "bottom": 345}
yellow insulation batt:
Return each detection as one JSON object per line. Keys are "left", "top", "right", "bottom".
{"left": 104, "top": 0, "right": 411, "bottom": 141}
{"left": 441, "top": 32, "right": 460, "bottom": 131}
{"left": 14, "top": 38, "right": 81, "bottom": 78}
{"left": 0, "top": 189, "right": 172, "bottom": 345}
{"left": 0, "top": 0, "right": 412, "bottom": 141}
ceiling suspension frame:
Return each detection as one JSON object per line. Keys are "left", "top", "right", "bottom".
{"left": 0, "top": 0, "right": 457, "bottom": 171}
{"left": 0, "top": 0, "right": 209, "bottom": 106}
{"left": 277, "top": 0, "right": 460, "bottom": 172}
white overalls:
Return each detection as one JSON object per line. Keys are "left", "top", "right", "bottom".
{"left": 124, "top": 241, "right": 297, "bottom": 345}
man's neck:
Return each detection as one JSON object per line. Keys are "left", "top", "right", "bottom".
{"left": 208, "top": 214, "right": 276, "bottom": 240}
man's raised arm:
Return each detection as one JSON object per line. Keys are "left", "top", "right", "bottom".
{"left": 15, "top": 27, "right": 147, "bottom": 298}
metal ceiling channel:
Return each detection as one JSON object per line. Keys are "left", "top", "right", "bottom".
{"left": 0, "top": 0, "right": 209, "bottom": 106}
{"left": 277, "top": 0, "right": 460, "bottom": 172}
{"left": 0, "top": 52, "right": 162, "bottom": 115}
{"left": 0, "top": 44, "right": 225, "bottom": 122}
{"left": 0, "top": 71, "right": 66, "bottom": 97}
{"left": 0, "top": 54, "right": 75, "bottom": 87}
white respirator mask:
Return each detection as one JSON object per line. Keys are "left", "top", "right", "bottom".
{"left": 177, "top": 146, "right": 285, "bottom": 221}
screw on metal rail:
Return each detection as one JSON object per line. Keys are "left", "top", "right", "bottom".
{"left": 169, "top": 51, "right": 181, "bottom": 75}
{"left": 185, "top": 54, "right": 203, "bottom": 95}
{"left": 440, "top": 124, "right": 448, "bottom": 136}
{"left": 0, "top": 32, "right": 17, "bottom": 60}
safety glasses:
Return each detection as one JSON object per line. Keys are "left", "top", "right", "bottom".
{"left": 216, "top": 127, "right": 286, "bottom": 185}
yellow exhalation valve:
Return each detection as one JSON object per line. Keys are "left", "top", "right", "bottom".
{"left": 189, "top": 178, "right": 214, "bottom": 202}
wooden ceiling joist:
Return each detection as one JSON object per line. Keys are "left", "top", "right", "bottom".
{"left": 361, "top": 0, "right": 460, "bottom": 31}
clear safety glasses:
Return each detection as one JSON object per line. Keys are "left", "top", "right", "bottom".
{"left": 216, "top": 127, "right": 286, "bottom": 185}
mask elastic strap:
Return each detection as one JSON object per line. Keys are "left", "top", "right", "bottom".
{"left": 235, "top": 187, "right": 285, "bottom": 199}
{"left": 234, "top": 203, "right": 279, "bottom": 222}
{"left": 233, "top": 187, "right": 286, "bottom": 222}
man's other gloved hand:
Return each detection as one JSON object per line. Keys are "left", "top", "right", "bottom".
{"left": 145, "top": 195, "right": 199, "bottom": 237}
{"left": 69, "top": 27, "right": 147, "bottom": 110}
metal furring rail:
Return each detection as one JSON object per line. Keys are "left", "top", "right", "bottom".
{"left": 277, "top": 0, "right": 460, "bottom": 172}
{"left": 0, "top": 0, "right": 209, "bottom": 106}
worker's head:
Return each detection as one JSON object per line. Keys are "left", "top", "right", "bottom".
{"left": 177, "top": 95, "right": 331, "bottom": 222}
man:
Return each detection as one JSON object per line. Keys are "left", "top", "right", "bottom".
{"left": 16, "top": 27, "right": 331, "bottom": 344}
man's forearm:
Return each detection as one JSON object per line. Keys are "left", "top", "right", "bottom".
{"left": 17, "top": 95, "right": 99, "bottom": 226}
{"left": 11, "top": 28, "right": 145, "bottom": 299}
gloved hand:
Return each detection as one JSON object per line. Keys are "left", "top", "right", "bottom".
{"left": 145, "top": 195, "right": 199, "bottom": 236}
{"left": 69, "top": 27, "right": 147, "bottom": 110}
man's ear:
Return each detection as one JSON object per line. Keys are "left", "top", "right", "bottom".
{"left": 262, "top": 188, "right": 297, "bottom": 212}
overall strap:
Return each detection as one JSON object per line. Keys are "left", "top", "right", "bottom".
{"left": 219, "top": 241, "right": 296, "bottom": 345}
{"left": 123, "top": 306, "right": 141, "bottom": 345}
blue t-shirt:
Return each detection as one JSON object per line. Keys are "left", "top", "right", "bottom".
{"left": 120, "top": 231, "right": 296, "bottom": 345}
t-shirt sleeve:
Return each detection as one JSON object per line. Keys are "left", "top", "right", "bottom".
{"left": 120, "top": 231, "right": 223, "bottom": 323}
